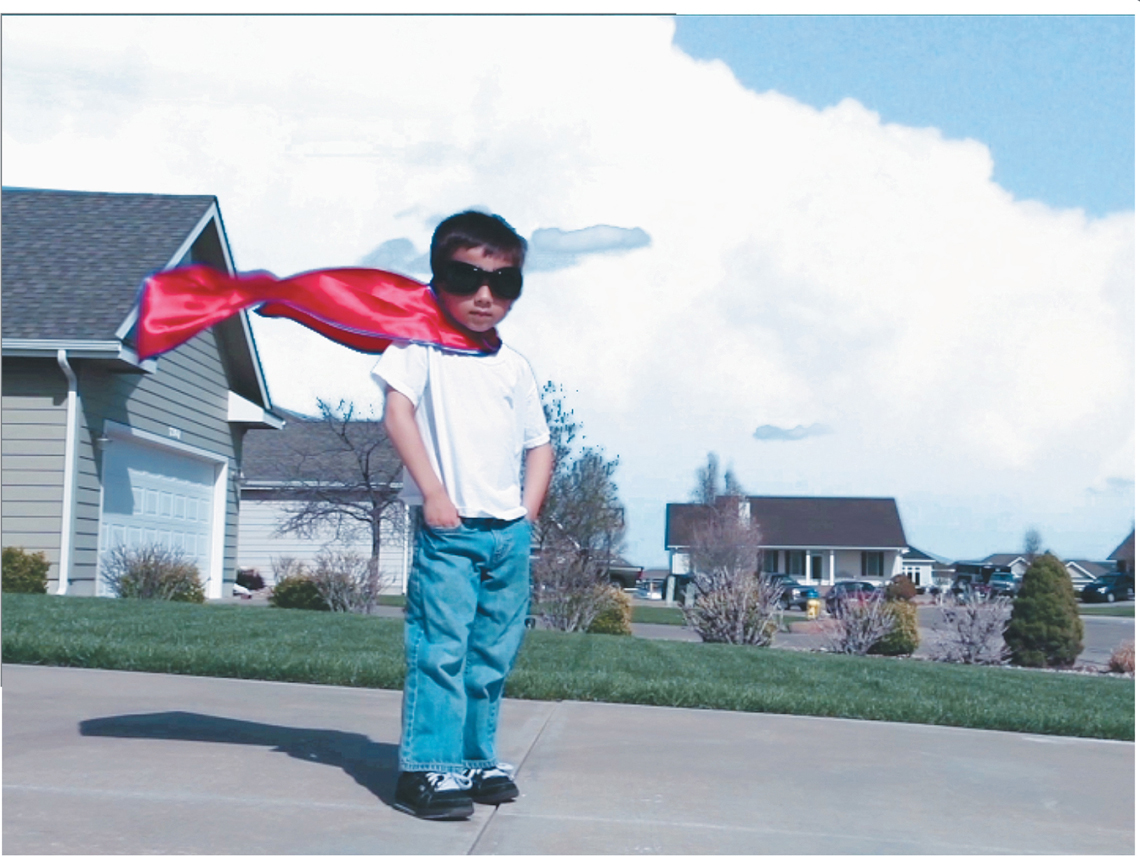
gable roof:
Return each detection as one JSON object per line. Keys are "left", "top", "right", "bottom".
{"left": 241, "top": 412, "right": 401, "bottom": 488}
{"left": 2, "top": 187, "right": 275, "bottom": 411}
{"left": 2, "top": 188, "right": 218, "bottom": 340}
{"left": 980, "top": 553, "right": 1031, "bottom": 567}
{"left": 1108, "top": 530, "right": 1135, "bottom": 562}
{"left": 903, "top": 547, "right": 937, "bottom": 562}
{"left": 665, "top": 496, "right": 908, "bottom": 550}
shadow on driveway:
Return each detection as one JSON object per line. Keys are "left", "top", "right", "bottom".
{"left": 79, "top": 711, "right": 399, "bottom": 806}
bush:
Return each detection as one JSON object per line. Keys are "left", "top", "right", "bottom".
{"left": 269, "top": 572, "right": 329, "bottom": 611}
{"left": 869, "top": 600, "right": 920, "bottom": 656}
{"left": 824, "top": 595, "right": 896, "bottom": 655}
{"left": 587, "top": 587, "right": 633, "bottom": 635}
{"left": 101, "top": 544, "right": 205, "bottom": 603}
{"left": 310, "top": 550, "right": 378, "bottom": 614}
{"left": 884, "top": 574, "right": 917, "bottom": 602}
{"left": 235, "top": 568, "right": 265, "bottom": 591}
{"left": 1108, "top": 640, "right": 1134, "bottom": 675}
{"left": 2, "top": 547, "right": 50, "bottom": 594}
{"left": 1004, "top": 554, "right": 1083, "bottom": 668}
{"left": 932, "top": 595, "right": 1011, "bottom": 664}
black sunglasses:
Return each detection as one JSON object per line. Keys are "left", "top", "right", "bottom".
{"left": 436, "top": 260, "right": 523, "bottom": 300}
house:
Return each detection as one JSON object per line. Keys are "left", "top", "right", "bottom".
{"left": 1064, "top": 559, "right": 1114, "bottom": 589}
{"left": 978, "top": 553, "right": 1032, "bottom": 577}
{"left": 1108, "top": 530, "right": 1135, "bottom": 577}
{"left": 664, "top": 496, "right": 909, "bottom": 591}
{"left": 238, "top": 411, "right": 409, "bottom": 591}
{"left": 1, "top": 188, "right": 282, "bottom": 598}
{"left": 900, "top": 546, "right": 939, "bottom": 588}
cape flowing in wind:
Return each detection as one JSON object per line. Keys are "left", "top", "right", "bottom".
{"left": 134, "top": 265, "right": 501, "bottom": 360}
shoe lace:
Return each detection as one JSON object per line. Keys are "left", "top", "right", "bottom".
{"left": 425, "top": 771, "right": 472, "bottom": 792}
{"left": 471, "top": 762, "right": 514, "bottom": 780}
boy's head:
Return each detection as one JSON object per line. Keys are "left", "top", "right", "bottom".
{"left": 429, "top": 211, "right": 527, "bottom": 335}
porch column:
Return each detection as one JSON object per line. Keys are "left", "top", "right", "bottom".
{"left": 828, "top": 550, "right": 835, "bottom": 585}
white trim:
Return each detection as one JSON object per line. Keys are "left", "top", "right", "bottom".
{"left": 165, "top": 204, "right": 222, "bottom": 272}
{"left": 102, "top": 421, "right": 229, "bottom": 464}
{"left": 54, "top": 351, "right": 78, "bottom": 595}
{"left": 227, "top": 391, "right": 285, "bottom": 429}
{"left": 3, "top": 339, "right": 156, "bottom": 372}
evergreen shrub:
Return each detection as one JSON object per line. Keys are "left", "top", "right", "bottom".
{"left": 869, "top": 600, "right": 920, "bottom": 656}
{"left": 269, "top": 574, "right": 330, "bottom": 611}
{"left": 587, "top": 587, "right": 633, "bottom": 635}
{"left": 1004, "top": 554, "right": 1083, "bottom": 667}
{"left": 2, "top": 547, "right": 50, "bottom": 594}
{"left": 101, "top": 544, "right": 205, "bottom": 603}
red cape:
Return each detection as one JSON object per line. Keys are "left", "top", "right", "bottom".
{"left": 135, "top": 265, "right": 500, "bottom": 360}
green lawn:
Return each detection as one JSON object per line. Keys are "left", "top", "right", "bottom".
{"left": 1079, "top": 604, "right": 1134, "bottom": 618}
{"left": 630, "top": 604, "right": 686, "bottom": 625}
{"left": 3, "top": 594, "right": 1132, "bottom": 741}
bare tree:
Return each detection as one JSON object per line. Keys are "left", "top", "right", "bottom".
{"left": 269, "top": 399, "right": 405, "bottom": 613}
{"left": 1023, "top": 527, "right": 1043, "bottom": 560}
{"left": 681, "top": 498, "right": 782, "bottom": 645}
{"left": 823, "top": 596, "right": 897, "bottom": 655}
{"left": 531, "top": 384, "right": 626, "bottom": 632}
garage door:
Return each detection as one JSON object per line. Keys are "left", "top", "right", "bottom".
{"left": 99, "top": 437, "right": 217, "bottom": 594}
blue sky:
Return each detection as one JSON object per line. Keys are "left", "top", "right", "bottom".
{"left": 2, "top": 15, "right": 1134, "bottom": 568}
{"left": 674, "top": 15, "right": 1134, "bottom": 216}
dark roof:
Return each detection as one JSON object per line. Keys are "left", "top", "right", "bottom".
{"left": 980, "top": 553, "right": 1030, "bottom": 567}
{"left": 241, "top": 413, "right": 401, "bottom": 487}
{"left": 2, "top": 187, "right": 216, "bottom": 340}
{"left": 903, "top": 547, "right": 936, "bottom": 561}
{"left": 665, "top": 496, "right": 907, "bottom": 550}
{"left": 1108, "top": 530, "right": 1135, "bottom": 562}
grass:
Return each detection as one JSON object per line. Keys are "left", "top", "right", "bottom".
{"left": 3, "top": 594, "right": 1133, "bottom": 742}
{"left": 630, "top": 604, "right": 686, "bottom": 625}
{"left": 1079, "top": 604, "right": 1134, "bottom": 618}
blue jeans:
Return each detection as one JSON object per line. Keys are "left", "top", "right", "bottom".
{"left": 400, "top": 514, "right": 532, "bottom": 773}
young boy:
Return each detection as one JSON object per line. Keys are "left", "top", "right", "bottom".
{"left": 372, "top": 211, "right": 554, "bottom": 820}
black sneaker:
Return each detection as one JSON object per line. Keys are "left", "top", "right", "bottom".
{"left": 393, "top": 771, "right": 474, "bottom": 820}
{"left": 466, "top": 763, "right": 520, "bottom": 804}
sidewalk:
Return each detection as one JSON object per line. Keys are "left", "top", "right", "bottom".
{"left": 3, "top": 664, "right": 1133, "bottom": 855}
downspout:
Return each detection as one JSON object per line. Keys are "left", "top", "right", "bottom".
{"left": 55, "top": 350, "right": 78, "bottom": 595}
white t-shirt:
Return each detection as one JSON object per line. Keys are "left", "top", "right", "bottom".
{"left": 372, "top": 342, "right": 550, "bottom": 520}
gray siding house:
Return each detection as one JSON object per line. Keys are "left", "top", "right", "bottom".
{"left": 2, "top": 188, "right": 282, "bottom": 598}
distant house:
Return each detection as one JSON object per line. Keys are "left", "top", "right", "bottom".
{"left": 900, "top": 546, "right": 938, "bottom": 588}
{"left": 1108, "top": 530, "right": 1135, "bottom": 577}
{"left": 1, "top": 188, "right": 282, "bottom": 597}
{"left": 979, "top": 553, "right": 1033, "bottom": 577}
{"left": 1064, "top": 559, "right": 1114, "bottom": 588}
{"left": 238, "top": 412, "right": 409, "bottom": 591}
{"left": 665, "top": 496, "right": 909, "bottom": 588}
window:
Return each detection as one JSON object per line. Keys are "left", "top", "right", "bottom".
{"left": 861, "top": 551, "right": 884, "bottom": 577}
{"left": 786, "top": 550, "right": 806, "bottom": 576}
{"left": 762, "top": 551, "right": 778, "bottom": 574}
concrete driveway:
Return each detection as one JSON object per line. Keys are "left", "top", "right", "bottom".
{"left": 3, "top": 664, "right": 1133, "bottom": 855}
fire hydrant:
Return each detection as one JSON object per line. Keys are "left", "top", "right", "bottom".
{"left": 805, "top": 598, "right": 821, "bottom": 619}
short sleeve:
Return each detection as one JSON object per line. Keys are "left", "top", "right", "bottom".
{"left": 372, "top": 343, "right": 429, "bottom": 407}
{"left": 519, "top": 363, "right": 551, "bottom": 450}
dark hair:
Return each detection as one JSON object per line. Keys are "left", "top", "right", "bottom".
{"left": 429, "top": 211, "right": 527, "bottom": 284}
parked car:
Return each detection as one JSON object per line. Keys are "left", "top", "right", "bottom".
{"left": 986, "top": 571, "right": 1019, "bottom": 597}
{"left": 1081, "top": 574, "right": 1135, "bottom": 604}
{"left": 764, "top": 574, "right": 821, "bottom": 611}
{"left": 824, "top": 579, "right": 880, "bottom": 615}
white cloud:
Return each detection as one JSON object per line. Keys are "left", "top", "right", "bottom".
{"left": 2, "top": 15, "right": 1132, "bottom": 563}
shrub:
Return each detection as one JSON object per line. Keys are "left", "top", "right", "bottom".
{"left": 268, "top": 572, "right": 329, "bottom": 611}
{"left": 587, "top": 587, "right": 633, "bottom": 635}
{"left": 1108, "top": 640, "right": 1134, "bottom": 675}
{"left": 932, "top": 595, "right": 1011, "bottom": 664}
{"left": 684, "top": 575, "right": 781, "bottom": 646}
{"left": 310, "top": 550, "right": 378, "bottom": 614}
{"left": 2, "top": 547, "right": 50, "bottom": 594}
{"left": 1004, "top": 554, "right": 1083, "bottom": 668}
{"left": 824, "top": 596, "right": 896, "bottom": 655}
{"left": 235, "top": 568, "right": 265, "bottom": 591}
{"left": 884, "top": 574, "right": 917, "bottom": 602}
{"left": 869, "top": 600, "right": 920, "bottom": 656}
{"left": 101, "top": 544, "right": 205, "bottom": 603}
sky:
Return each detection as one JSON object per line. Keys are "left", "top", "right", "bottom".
{"left": 2, "top": 14, "right": 1134, "bottom": 568}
